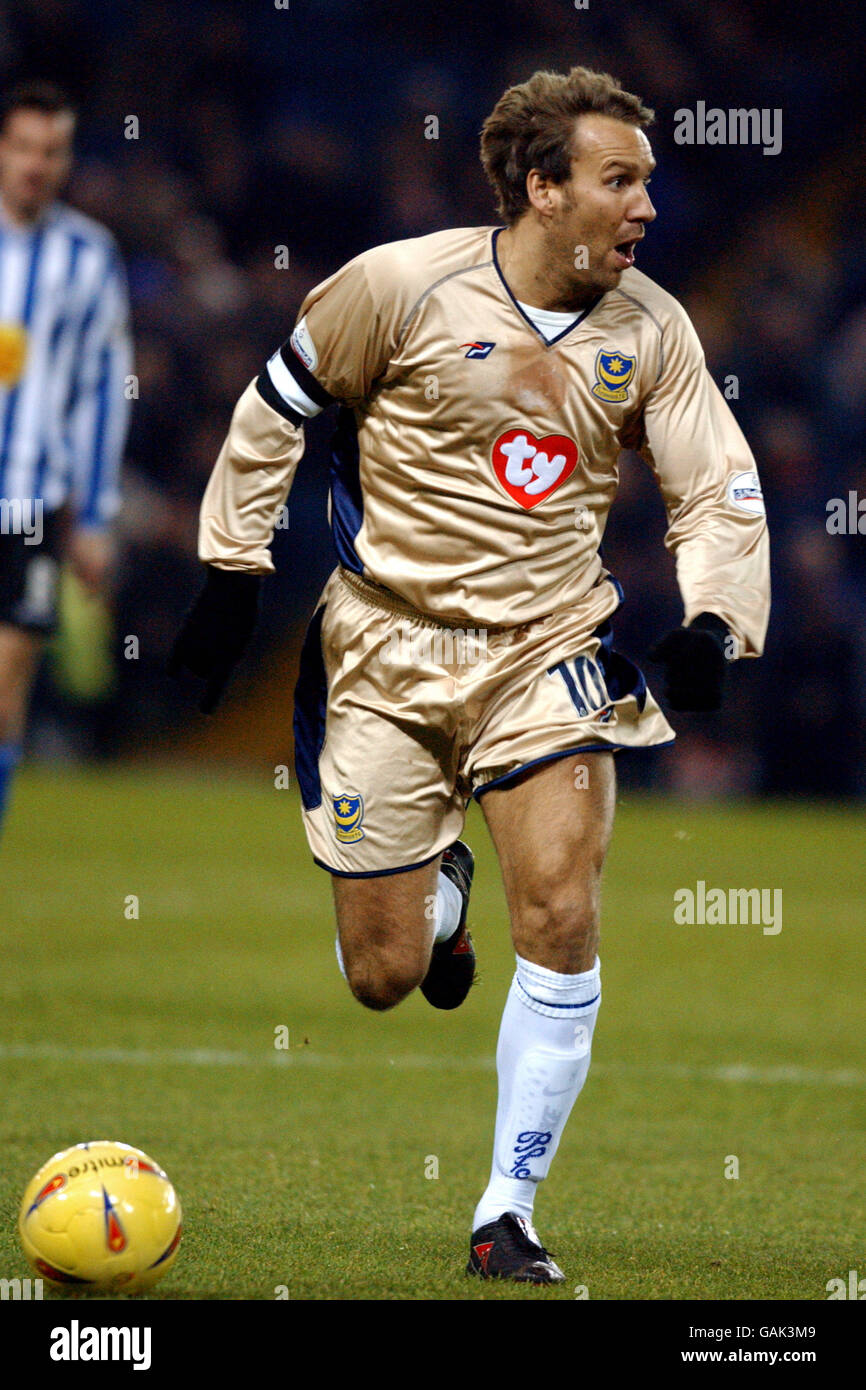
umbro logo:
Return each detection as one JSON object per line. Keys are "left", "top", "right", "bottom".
{"left": 461, "top": 341, "right": 496, "bottom": 359}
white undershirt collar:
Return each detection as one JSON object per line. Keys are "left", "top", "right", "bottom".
{"left": 516, "top": 299, "right": 580, "bottom": 340}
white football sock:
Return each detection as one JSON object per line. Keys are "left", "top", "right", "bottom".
{"left": 472, "top": 953, "right": 601, "bottom": 1231}
{"left": 433, "top": 869, "right": 462, "bottom": 943}
{"left": 335, "top": 935, "right": 347, "bottom": 979}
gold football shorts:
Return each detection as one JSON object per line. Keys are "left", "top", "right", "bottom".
{"left": 294, "top": 567, "right": 674, "bottom": 876}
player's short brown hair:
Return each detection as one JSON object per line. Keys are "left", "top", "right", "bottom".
{"left": 0, "top": 80, "right": 75, "bottom": 134}
{"left": 480, "top": 66, "right": 654, "bottom": 225}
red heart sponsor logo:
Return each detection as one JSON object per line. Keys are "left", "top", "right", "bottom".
{"left": 492, "top": 428, "right": 578, "bottom": 509}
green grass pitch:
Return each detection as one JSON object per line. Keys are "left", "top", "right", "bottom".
{"left": 1, "top": 767, "right": 864, "bottom": 1300}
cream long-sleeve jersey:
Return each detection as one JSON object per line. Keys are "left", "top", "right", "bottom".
{"left": 199, "top": 225, "right": 769, "bottom": 650}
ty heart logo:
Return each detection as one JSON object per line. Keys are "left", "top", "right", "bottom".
{"left": 492, "top": 428, "right": 578, "bottom": 509}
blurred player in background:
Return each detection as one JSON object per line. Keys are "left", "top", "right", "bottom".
{"left": 172, "top": 67, "right": 769, "bottom": 1282}
{"left": 0, "top": 81, "right": 132, "bottom": 839}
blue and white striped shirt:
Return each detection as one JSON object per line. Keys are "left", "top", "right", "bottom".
{"left": 0, "top": 199, "right": 132, "bottom": 528}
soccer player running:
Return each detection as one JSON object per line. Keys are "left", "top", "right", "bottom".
{"left": 0, "top": 83, "right": 132, "bottom": 838}
{"left": 172, "top": 67, "right": 770, "bottom": 1283}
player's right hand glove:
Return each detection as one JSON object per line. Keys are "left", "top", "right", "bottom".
{"left": 648, "top": 612, "right": 729, "bottom": 712}
{"left": 168, "top": 566, "right": 261, "bottom": 714}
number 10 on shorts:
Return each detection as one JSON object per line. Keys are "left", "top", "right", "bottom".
{"left": 548, "top": 655, "right": 611, "bottom": 719}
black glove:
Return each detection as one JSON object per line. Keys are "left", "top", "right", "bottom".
{"left": 648, "top": 612, "right": 729, "bottom": 712}
{"left": 168, "top": 566, "right": 261, "bottom": 713}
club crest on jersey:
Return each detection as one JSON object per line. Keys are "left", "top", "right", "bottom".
{"left": 332, "top": 791, "right": 365, "bottom": 843}
{"left": 591, "top": 347, "right": 637, "bottom": 402}
{"left": 491, "top": 428, "right": 579, "bottom": 510}
{"left": 461, "top": 341, "right": 495, "bottom": 358}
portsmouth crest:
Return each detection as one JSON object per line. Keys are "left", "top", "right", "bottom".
{"left": 591, "top": 347, "right": 637, "bottom": 403}
{"left": 332, "top": 791, "right": 365, "bottom": 843}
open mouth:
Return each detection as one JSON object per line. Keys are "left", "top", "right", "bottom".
{"left": 613, "top": 239, "right": 639, "bottom": 268}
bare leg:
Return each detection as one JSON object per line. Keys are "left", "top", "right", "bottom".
{"left": 481, "top": 752, "right": 616, "bottom": 972}
{"left": 0, "top": 623, "right": 42, "bottom": 744}
{"left": 331, "top": 854, "right": 442, "bottom": 1011}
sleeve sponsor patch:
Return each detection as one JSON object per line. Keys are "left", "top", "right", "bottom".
{"left": 290, "top": 316, "right": 318, "bottom": 373}
{"left": 726, "top": 470, "right": 765, "bottom": 516}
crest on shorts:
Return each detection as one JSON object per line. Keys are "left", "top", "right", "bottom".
{"left": 591, "top": 348, "right": 637, "bottom": 402}
{"left": 332, "top": 791, "right": 365, "bottom": 843}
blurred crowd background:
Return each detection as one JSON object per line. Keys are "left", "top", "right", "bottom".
{"left": 3, "top": 0, "right": 864, "bottom": 796}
